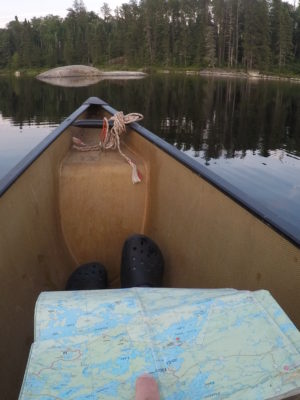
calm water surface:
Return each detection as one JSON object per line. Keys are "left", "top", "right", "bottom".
{"left": 1, "top": 74, "right": 300, "bottom": 239}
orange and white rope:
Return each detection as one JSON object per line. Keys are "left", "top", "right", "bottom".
{"left": 72, "top": 112, "right": 143, "bottom": 184}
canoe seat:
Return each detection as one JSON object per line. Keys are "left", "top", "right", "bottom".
{"left": 59, "top": 131, "right": 147, "bottom": 287}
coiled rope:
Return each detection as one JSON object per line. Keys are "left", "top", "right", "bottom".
{"left": 72, "top": 112, "right": 143, "bottom": 184}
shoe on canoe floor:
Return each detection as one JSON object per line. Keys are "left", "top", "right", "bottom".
{"left": 65, "top": 262, "right": 107, "bottom": 290}
{"left": 121, "top": 234, "right": 164, "bottom": 288}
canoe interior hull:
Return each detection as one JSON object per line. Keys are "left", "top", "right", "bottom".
{"left": 0, "top": 101, "right": 300, "bottom": 398}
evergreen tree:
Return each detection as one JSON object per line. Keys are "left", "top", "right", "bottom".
{"left": 270, "top": 0, "right": 294, "bottom": 68}
{"left": 0, "top": 0, "right": 299, "bottom": 72}
{"left": 139, "top": 0, "right": 169, "bottom": 65}
{"left": 6, "top": 17, "right": 23, "bottom": 69}
{"left": 242, "top": 0, "right": 270, "bottom": 69}
{"left": 212, "top": 0, "right": 226, "bottom": 66}
{"left": 0, "top": 29, "right": 11, "bottom": 68}
{"left": 293, "top": 2, "right": 300, "bottom": 60}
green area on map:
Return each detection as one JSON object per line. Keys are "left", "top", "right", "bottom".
{"left": 19, "top": 288, "right": 300, "bottom": 399}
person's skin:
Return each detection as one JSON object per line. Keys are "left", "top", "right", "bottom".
{"left": 135, "top": 374, "right": 160, "bottom": 400}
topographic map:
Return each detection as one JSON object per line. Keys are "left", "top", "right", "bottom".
{"left": 19, "top": 288, "right": 300, "bottom": 399}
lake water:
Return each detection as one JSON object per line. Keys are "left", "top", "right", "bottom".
{"left": 1, "top": 74, "right": 300, "bottom": 242}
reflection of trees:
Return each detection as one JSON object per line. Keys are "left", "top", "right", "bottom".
{"left": 0, "top": 75, "right": 300, "bottom": 158}
{"left": 146, "top": 76, "right": 300, "bottom": 160}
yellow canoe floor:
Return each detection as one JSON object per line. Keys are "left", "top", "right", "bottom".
{"left": 0, "top": 101, "right": 300, "bottom": 398}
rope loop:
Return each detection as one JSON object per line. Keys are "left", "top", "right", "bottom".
{"left": 72, "top": 112, "right": 144, "bottom": 184}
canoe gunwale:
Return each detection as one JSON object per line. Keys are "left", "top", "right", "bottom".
{"left": 0, "top": 96, "right": 299, "bottom": 249}
{"left": 101, "top": 103, "right": 300, "bottom": 249}
{"left": 0, "top": 98, "right": 106, "bottom": 197}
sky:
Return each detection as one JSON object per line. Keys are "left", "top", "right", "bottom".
{"left": 0, "top": 0, "right": 123, "bottom": 28}
{"left": 0, "top": 0, "right": 297, "bottom": 28}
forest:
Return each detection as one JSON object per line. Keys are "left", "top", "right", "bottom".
{"left": 1, "top": 0, "right": 300, "bottom": 73}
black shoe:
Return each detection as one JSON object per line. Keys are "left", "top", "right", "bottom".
{"left": 121, "top": 234, "right": 164, "bottom": 288}
{"left": 66, "top": 262, "right": 108, "bottom": 290}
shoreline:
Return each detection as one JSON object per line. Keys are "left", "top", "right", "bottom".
{"left": 1, "top": 66, "right": 300, "bottom": 84}
{"left": 159, "top": 68, "right": 300, "bottom": 83}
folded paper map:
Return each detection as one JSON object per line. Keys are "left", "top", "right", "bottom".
{"left": 19, "top": 288, "right": 300, "bottom": 399}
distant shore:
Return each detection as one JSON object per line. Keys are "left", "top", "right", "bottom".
{"left": 1, "top": 65, "right": 300, "bottom": 84}
{"left": 159, "top": 68, "right": 300, "bottom": 83}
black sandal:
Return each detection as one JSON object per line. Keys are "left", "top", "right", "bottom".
{"left": 121, "top": 234, "right": 164, "bottom": 288}
{"left": 65, "top": 262, "right": 108, "bottom": 290}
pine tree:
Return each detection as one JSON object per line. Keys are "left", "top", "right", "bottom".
{"left": 270, "top": 0, "right": 294, "bottom": 68}
{"left": 293, "top": 2, "right": 300, "bottom": 61}
{"left": 212, "top": 0, "right": 226, "bottom": 66}
{"left": 0, "top": 29, "right": 11, "bottom": 68}
{"left": 242, "top": 0, "right": 270, "bottom": 70}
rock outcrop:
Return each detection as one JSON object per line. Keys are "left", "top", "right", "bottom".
{"left": 36, "top": 65, "right": 147, "bottom": 87}
{"left": 37, "top": 65, "right": 103, "bottom": 78}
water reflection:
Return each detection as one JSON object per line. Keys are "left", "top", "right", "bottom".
{"left": 152, "top": 77, "right": 300, "bottom": 161}
{"left": 0, "top": 74, "right": 300, "bottom": 237}
{"left": 36, "top": 75, "right": 146, "bottom": 87}
{"left": 36, "top": 76, "right": 104, "bottom": 87}
{"left": 1, "top": 75, "right": 300, "bottom": 159}
{"left": 0, "top": 114, "right": 55, "bottom": 179}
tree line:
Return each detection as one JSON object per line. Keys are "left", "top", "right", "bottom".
{"left": 1, "top": 0, "right": 300, "bottom": 72}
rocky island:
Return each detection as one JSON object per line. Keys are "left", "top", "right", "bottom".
{"left": 36, "top": 65, "right": 147, "bottom": 87}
